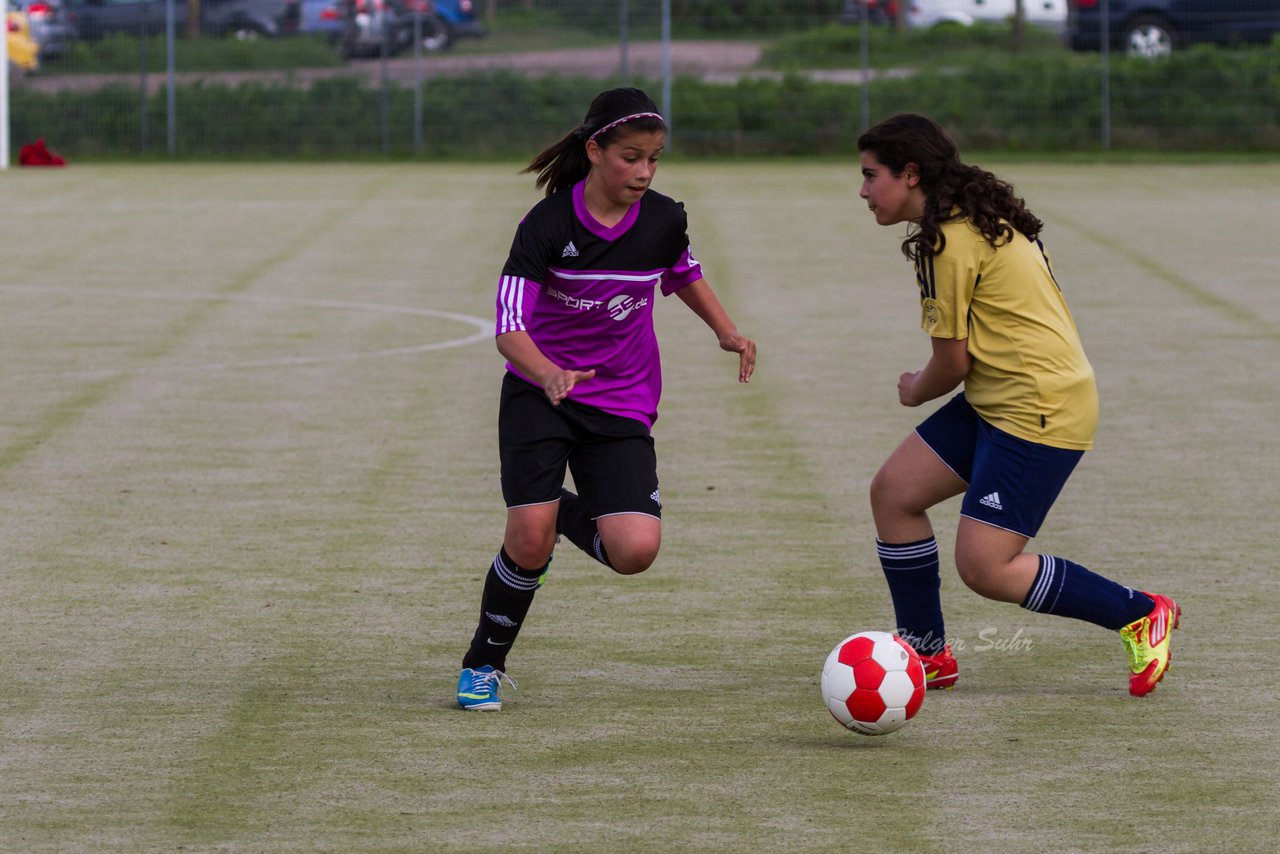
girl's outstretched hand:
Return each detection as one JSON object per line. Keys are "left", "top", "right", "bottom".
{"left": 720, "top": 332, "right": 757, "bottom": 383}
{"left": 543, "top": 368, "right": 596, "bottom": 406}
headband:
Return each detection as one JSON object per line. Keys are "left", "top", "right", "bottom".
{"left": 587, "top": 112, "right": 665, "bottom": 142}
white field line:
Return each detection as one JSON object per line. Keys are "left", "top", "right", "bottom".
{"left": 0, "top": 285, "right": 491, "bottom": 376}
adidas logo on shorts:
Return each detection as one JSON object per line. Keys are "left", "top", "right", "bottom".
{"left": 978, "top": 492, "right": 1003, "bottom": 510}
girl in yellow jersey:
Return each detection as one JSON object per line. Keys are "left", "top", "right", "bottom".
{"left": 857, "top": 114, "right": 1179, "bottom": 697}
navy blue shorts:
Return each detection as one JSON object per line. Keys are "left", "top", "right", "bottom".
{"left": 498, "top": 373, "right": 661, "bottom": 519}
{"left": 915, "top": 394, "right": 1083, "bottom": 538}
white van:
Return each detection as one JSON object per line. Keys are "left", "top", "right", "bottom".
{"left": 903, "top": 0, "right": 1068, "bottom": 31}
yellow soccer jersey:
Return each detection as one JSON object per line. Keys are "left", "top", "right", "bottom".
{"left": 916, "top": 218, "right": 1098, "bottom": 450}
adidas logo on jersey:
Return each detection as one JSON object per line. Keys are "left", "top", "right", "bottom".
{"left": 978, "top": 492, "right": 1003, "bottom": 510}
{"left": 561, "top": 241, "right": 579, "bottom": 258}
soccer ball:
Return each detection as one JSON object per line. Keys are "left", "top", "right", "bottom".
{"left": 821, "top": 631, "right": 926, "bottom": 735}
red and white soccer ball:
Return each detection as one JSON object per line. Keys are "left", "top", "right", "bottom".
{"left": 821, "top": 630, "right": 926, "bottom": 735}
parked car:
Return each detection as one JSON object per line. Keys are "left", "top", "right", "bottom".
{"left": 7, "top": 9, "right": 41, "bottom": 75}
{"left": 298, "top": 0, "right": 344, "bottom": 38}
{"left": 1066, "top": 0, "right": 1280, "bottom": 57}
{"left": 428, "top": 0, "right": 482, "bottom": 49}
{"left": 332, "top": 0, "right": 412, "bottom": 56}
{"left": 838, "top": 0, "right": 901, "bottom": 26}
{"left": 63, "top": 0, "right": 300, "bottom": 40}
{"left": 332, "top": 0, "right": 481, "bottom": 57}
{"left": 903, "top": 0, "right": 1067, "bottom": 30}
{"left": 11, "top": 0, "right": 73, "bottom": 60}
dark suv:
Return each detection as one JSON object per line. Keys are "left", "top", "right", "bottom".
{"left": 64, "top": 0, "right": 299, "bottom": 40}
{"left": 1067, "top": 0, "right": 1280, "bottom": 57}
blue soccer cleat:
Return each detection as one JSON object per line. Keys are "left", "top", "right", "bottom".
{"left": 456, "top": 665, "right": 516, "bottom": 711}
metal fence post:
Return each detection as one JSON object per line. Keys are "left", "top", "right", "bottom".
{"left": 859, "top": 1, "right": 870, "bottom": 132}
{"left": 619, "top": 0, "right": 629, "bottom": 85}
{"left": 661, "top": 0, "right": 671, "bottom": 144}
{"left": 139, "top": 31, "right": 149, "bottom": 152}
{"left": 166, "top": 0, "right": 176, "bottom": 157}
{"left": 1101, "top": 0, "right": 1111, "bottom": 150}
{"left": 379, "top": 8, "right": 390, "bottom": 154}
{"left": 413, "top": 6, "right": 423, "bottom": 154}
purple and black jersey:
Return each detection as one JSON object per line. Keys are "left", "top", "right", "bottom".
{"left": 495, "top": 180, "right": 703, "bottom": 428}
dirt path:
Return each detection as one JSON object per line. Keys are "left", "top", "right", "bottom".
{"left": 23, "top": 40, "right": 773, "bottom": 93}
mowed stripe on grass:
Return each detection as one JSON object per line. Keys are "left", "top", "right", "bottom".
{"left": 0, "top": 162, "right": 1276, "bottom": 851}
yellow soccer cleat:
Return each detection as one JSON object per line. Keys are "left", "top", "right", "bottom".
{"left": 1120, "top": 592, "right": 1181, "bottom": 697}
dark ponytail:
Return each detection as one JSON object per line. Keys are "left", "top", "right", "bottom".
{"left": 524, "top": 87, "right": 667, "bottom": 196}
{"left": 857, "top": 114, "right": 1043, "bottom": 261}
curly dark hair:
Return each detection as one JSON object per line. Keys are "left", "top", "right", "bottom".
{"left": 857, "top": 114, "right": 1043, "bottom": 261}
{"left": 524, "top": 87, "right": 668, "bottom": 196}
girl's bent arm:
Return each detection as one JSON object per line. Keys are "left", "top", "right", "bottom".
{"left": 899, "top": 336, "right": 970, "bottom": 407}
{"left": 496, "top": 331, "right": 596, "bottom": 406}
{"left": 675, "top": 279, "right": 757, "bottom": 383}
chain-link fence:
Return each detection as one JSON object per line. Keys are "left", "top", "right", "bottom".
{"left": 3, "top": 0, "right": 1279, "bottom": 162}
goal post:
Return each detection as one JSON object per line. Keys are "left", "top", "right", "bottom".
{"left": 1, "top": 0, "right": 10, "bottom": 169}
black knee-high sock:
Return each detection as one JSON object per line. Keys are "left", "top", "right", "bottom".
{"left": 877, "top": 537, "right": 946, "bottom": 656}
{"left": 1021, "top": 555, "right": 1154, "bottom": 630}
{"left": 461, "top": 548, "right": 547, "bottom": 671}
{"left": 556, "top": 488, "right": 612, "bottom": 568}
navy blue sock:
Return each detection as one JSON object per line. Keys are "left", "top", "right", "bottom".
{"left": 877, "top": 537, "right": 946, "bottom": 655}
{"left": 462, "top": 548, "right": 547, "bottom": 671}
{"left": 1021, "top": 555, "right": 1154, "bottom": 630}
{"left": 556, "top": 488, "right": 612, "bottom": 568}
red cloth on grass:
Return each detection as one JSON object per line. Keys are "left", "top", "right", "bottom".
{"left": 18, "top": 138, "right": 67, "bottom": 167}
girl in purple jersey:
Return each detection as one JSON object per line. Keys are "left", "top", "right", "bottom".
{"left": 457, "top": 88, "right": 757, "bottom": 711}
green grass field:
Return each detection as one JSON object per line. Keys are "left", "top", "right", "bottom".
{"left": 1, "top": 161, "right": 1277, "bottom": 851}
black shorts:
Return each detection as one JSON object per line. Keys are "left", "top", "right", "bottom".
{"left": 498, "top": 372, "right": 662, "bottom": 519}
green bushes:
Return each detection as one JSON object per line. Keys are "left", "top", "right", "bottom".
{"left": 11, "top": 45, "right": 1278, "bottom": 158}
{"left": 762, "top": 21, "right": 1068, "bottom": 68}
{"left": 863, "top": 45, "right": 1280, "bottom": 152}
{"left": 667, "top": 0, "right": 845, "bottom": 34}
{"left": 491, "top": 0, "right": 845, "bottom": 36}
